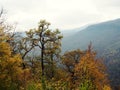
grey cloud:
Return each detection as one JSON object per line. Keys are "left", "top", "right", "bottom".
{"left": 92, "top": 0, "right": 120, "bottom": 8}
{"left": 0, "top": 0, "right": 120, "bottom": 31}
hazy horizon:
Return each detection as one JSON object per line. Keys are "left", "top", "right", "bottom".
{"left": 0, "top": 0, "right": 120, "bottom": 31}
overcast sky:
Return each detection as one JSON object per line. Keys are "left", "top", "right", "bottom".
{"left": 0, "top": 0, "right": 120, "bottom": 31}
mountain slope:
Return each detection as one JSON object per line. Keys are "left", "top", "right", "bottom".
{"left": 62, "top": 19, "right": 120, "bottom": 86}
{"left": 62, "top": 18, "right": 120, "bottom": 55}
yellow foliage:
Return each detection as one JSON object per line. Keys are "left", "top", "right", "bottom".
{"left": 0, "top": 42, "right": 11, "bottom": 57}
{"left": 75, "top": 48, "right": 108, "bottom": 90}
{"left": 0, "top": 37, "right": 23, "bottom": 89}
{"left": 103, "top": 85, "right": 112, "bottom": 90}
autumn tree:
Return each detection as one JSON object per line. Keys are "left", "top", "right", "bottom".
{"left": 16, "top": 20, "right": 63, "bottom": 77}
{"left": 0, "top": 21, "right": 23, "bottom": 90}
{"left": 62, "top": 49, "right": 84, "bottom": 89}
{"left": 0, "top": 10, "right": 33, "bottom": 90}
{"left": 32, "top": 20, "right": 63, "bottom": 76}
{"left": 74, "top": 45, "right": 110, "bottom": 90}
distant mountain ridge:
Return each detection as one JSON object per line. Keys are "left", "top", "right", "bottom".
{"left": 62, "top": 18, "right": 120, "bottom": 56}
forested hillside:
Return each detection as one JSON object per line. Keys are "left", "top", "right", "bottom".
{"left": 62, "top": 19, "right": 120, "bottom": 89}
{"left": 0, "top": 11, "right": 119, "bottom": 90}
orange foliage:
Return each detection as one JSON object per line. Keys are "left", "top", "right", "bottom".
{"left": 75, "top": 45, "right": 109, "bottom": 90}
